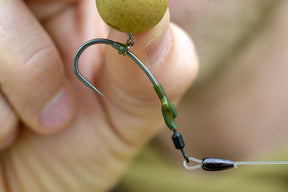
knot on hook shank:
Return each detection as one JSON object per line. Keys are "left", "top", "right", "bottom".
{"left": 112, "top": 42, "right": 129, "bottom": 56}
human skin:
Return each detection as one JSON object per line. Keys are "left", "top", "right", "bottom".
{"left": 158, "top": 0, "right": 288, "bottom": 161}
{"left": 0, "top": 0, "right": 197, "bottom": 191}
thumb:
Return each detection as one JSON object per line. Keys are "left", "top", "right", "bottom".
{"left": 99, "top": 10, "right": 198, "bottom": 146}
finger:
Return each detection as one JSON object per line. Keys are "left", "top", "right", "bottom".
{"left": 25, "top": 1, "right": 77, "bottom": 21}
{"left": 0, "top": 1, "right": 75, "bottom": 134}
{"left": 99, "top": 10, "right": 198, "bottom": 145}
{"left": 0, "top": 93, "right": 18, "bottom": 149}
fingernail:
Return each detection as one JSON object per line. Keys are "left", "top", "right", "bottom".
{"left": 147, "top": 28, "right": 171, "bottom": 65}
{"left": 40, "top": 87, "right": 73, "bottom": 130}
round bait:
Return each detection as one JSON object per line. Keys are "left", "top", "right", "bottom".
{"left": 96, "top": 0, "right": 169, "bottom": 33}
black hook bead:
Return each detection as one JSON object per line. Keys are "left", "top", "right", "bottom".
{"left": 172, "top": 131, "right": 185, "bottom": 149}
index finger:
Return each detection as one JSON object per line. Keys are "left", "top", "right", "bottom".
{"left": 0, "top": 0, "right": 75, "bottom": 133}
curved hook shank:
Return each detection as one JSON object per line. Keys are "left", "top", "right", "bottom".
{"left": 73, "top": 38, "right": 158, "bottom": 97}
{"left": 125, "top": 50, "right": 158, "bottom": 86}
{"left": 73, "top": 39, "right": 119, "bottom": 96}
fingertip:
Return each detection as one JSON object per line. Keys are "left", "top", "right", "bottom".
{"left": 170, "top": 23, "right": 199, "bottom": 77}
{"left": 157, "top": 22, "right": 199, "bottom": 100}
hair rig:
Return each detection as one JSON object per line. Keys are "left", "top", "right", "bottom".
{"left": 73, "top": 33, "right": 189, "bottom": 163}
{"left": 74, "top": 0, "right": 288, "bottom": 172}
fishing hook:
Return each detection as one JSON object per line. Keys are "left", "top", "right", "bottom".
{"left": 73, "top": 37, "right": 189, "bottom": 163}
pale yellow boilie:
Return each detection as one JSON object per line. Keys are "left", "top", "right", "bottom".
{"left": 96, "top": 0, "right": 169, "bottom": 33}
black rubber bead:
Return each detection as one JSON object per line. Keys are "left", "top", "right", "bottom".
{"left": 172, "top": 132, "right": 185, "bottom": 150}
{"left": 202, "top": 158, "right": 234, "bottom": 171}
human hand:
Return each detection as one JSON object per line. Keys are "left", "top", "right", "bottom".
{"left": 0, "top": 0, "right": 197, "bottom": 191}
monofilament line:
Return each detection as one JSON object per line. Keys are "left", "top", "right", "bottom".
{"left": 234, "top": 161, "right": 288, "bottom": 168}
